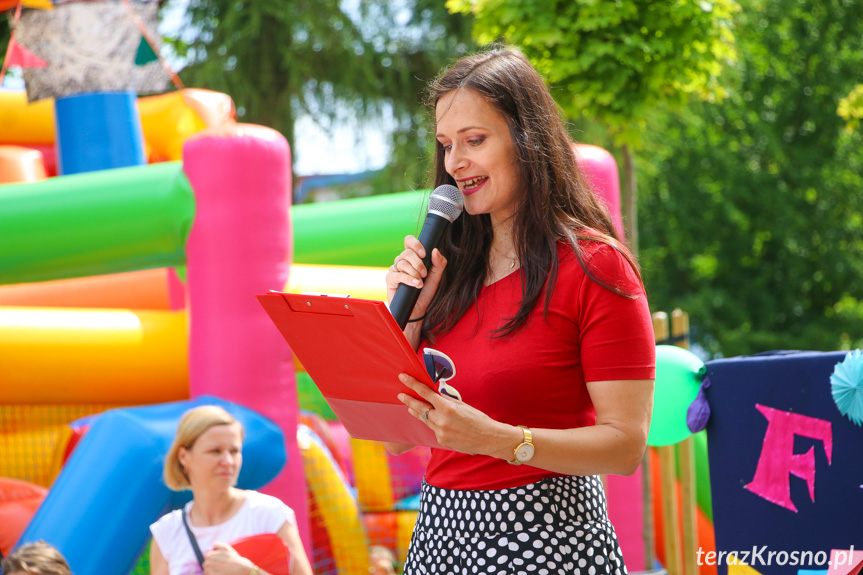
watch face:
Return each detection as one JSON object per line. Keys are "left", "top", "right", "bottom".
{"left": 515, "top": 443, "right": 535, "bottom": 463}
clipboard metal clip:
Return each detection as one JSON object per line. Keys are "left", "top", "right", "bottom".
{"left": 284, "top": 293, "right": 355, "bottom": 316}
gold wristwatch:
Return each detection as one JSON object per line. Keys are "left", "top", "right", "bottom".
{"left": 508, "top": 425, "right": 535, "bottom": 465}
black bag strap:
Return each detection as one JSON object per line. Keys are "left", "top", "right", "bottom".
{"left": 182, "top": 506, "right": 206, "bottom": 568}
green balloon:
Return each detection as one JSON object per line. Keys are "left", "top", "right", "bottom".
{"left": 647, "top": 345, "right": 706, "bottom": 446}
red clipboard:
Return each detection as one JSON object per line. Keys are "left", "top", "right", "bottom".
{"left": 257, "top": 291, "right": 444, "bottom": 448}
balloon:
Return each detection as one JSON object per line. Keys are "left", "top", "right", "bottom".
{"left": 648, "top": 345, "right": 706, "bottom": 446}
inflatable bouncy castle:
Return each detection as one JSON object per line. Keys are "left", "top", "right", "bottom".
{"left": 1, "top": 5, "right": 311, "bottom": 565}
{"left": 0, "top": 88, "right": 308, "bottom": 572}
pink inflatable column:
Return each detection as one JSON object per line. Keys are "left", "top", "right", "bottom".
{"left": 183, "top": 123, "right": 309, "bottom": 550}
{"left": 574, "top": 144, "right": 625, "bottom": 239}
{"left": 574, "top": 143, "right": 645, "bottom": 571}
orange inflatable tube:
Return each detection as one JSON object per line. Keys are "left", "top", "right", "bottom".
{"left": 0, "top": 145, "right": 47, "bottom": 184}
{"left": 0, "top": 267, "right": 184, "bottom": 310}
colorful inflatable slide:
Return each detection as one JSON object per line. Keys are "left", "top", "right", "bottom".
{"left": 1, "top": 90, "right": 309, "bottom": 573}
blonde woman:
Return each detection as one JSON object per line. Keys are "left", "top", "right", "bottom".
{"left": 149, "top": 406, "right": 311, "bottom": 575}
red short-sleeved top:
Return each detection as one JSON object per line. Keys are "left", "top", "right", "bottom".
{"left": 423, "top": 239, "right": 655, "bottom": 490}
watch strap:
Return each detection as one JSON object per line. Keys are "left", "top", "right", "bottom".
{"left": 507, "top": 425, "right": 533, "bottom": 465}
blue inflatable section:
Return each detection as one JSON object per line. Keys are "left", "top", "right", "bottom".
{"left": 16, "top": 396, "right": 287, "bottom": 575}
{"left": 54, "top": 90, "right": 147, "bottom": 175}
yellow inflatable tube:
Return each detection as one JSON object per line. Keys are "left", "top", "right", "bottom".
{"left": 0, "top": 89, "right": 234, "bottom": 162}
{"left": 287, "top": 264, "right": 388, "bottom": 374}
{"left": 0, "top": 307, "right": 188, "bottom": 404}
{"left": 0, "top": 92, "right": 55, "bottom": 145}
{"left": 299, "top": 425, "right": 369, "bottom": 575}
{"left": 0, "top": 265, "right": 384, "bottom": 402}
{"left": 287, "top": 264, "right": 387, "bottom": 301}
{"left": 138, "top": 90, "right": 235, "bottom": 161}
{"left": 396, "top": 511, "right": 419, "bottom": 567}
{"left": 351, "top": 438, "right": 395, "bottom": 513}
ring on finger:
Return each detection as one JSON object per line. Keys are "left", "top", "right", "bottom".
{"left": 421, "top": 409, "right": 430, "bottom": 423}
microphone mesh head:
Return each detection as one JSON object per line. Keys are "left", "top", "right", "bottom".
{"left": 428, "top": 184, "right": 464, "bottom": 223}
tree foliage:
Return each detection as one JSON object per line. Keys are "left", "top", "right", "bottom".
{"left": 446, "top": 0, "right": 737, "bottom": 147}
{"left": 447, "top": 0, "right": 738, "bottom": 254}
{"left": 838, "top": 84, "right": 863, "bottom": 133}
{"left": 638, "top": 0, "right": 863, "bottom": 356}
{"left": 0, "top": 17, "right": 10, "bottom": 65}
{"left": 168, "top": 0, "right": 473, "bottom": 194}
{"left": 448, "top": 0, "right": 861, "bottom": 356}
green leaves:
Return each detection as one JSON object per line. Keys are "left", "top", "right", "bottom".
{"left": 450, "top": 0, "right": 739, "bottom": 148}
{"left": 638, "top": 0, "right": 863, "bottom": 356}
{"left": 838, "top": 84, "right": 863, "bottom": 133}
{"left": 170, "top": 0, "right": 473, "bottom": 195}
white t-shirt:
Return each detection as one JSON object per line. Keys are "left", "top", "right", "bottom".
{"left": 150, "top": 490, "right": 296, "bottom": 575}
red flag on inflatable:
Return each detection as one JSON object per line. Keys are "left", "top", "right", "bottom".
{"left": 7, "top": 40, "right": 48, "bottom": 68}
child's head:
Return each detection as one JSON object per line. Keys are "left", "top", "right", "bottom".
{"left": 1, "top": 541, "right": 72, "bottom": 575}
{"left": 368, "top": 545, "right": 397, "bottom": 575}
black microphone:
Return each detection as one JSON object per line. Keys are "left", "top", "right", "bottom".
{"left": 390, "top": 184, "right": 464, "bottom": 329}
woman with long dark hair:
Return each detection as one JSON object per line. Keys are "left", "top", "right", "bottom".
{"left": 385, "top": 46, "right": 655, "bottom": 574}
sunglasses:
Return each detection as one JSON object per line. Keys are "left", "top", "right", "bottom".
{"left": 422, "top": 347, "right": 461, "bottom": 402}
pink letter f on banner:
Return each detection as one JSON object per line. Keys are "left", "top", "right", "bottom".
{"left": 744, "top": 404, "right": 833, "bottom": 512}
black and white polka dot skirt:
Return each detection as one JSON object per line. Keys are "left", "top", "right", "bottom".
{"left": 403, "top": 475, "right": 626, "bottom": 575}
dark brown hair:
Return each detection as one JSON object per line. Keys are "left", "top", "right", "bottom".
{"left": 422, "top": 46, "right": 641, "bottom": 341}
